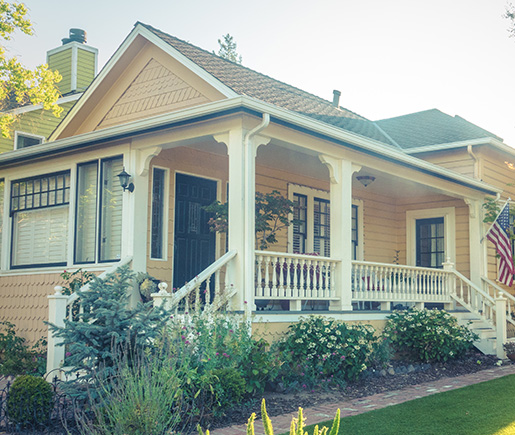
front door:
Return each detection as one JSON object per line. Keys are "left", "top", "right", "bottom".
{"left": 416, "top": 217, "right": 444, "bottom": 268}
{"left": 173, "top": 173, "right": 217, "bottom": 289}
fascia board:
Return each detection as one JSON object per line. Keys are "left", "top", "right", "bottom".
{"left": 405, "top": 137, "right": 515, "bottom": 156}
{"left": 0, "top": 95, "right": 501, "bottom": 196}
{"left": 4, "top": 93, "right": 82, "bottom": 116}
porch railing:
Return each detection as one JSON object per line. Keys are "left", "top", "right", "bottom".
{"left": 481, "top": 276, "right": 515, "bottom": 329}
{"left": 351, "top": 261, "right": 451, "bottom": 304}
{"left": 152, "top": 250, "right": 238, "bottom": 314}
{"left": 254, "top": 251, "right": 339, "bottom": 301}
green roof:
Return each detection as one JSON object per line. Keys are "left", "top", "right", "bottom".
{"left": 375, "top": 109, "right": 503, "bottom": 150}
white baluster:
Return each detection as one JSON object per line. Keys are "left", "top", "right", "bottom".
{"left": 256, "top": 255, "right": 263, "bottom": 298}
{"left": 293, "top": 258, "right": 299, "bottom": 298}
{"left": 285, "top": 257, "right": 292, "bottom": 299}
{"left": 205, "top": 275, "right": 211, "bottom": 306}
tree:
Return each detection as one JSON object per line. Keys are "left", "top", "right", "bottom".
{"left": 0, "top": 1, "right": 62, "bottom": 138}
{"left": 216, "top": 33, "right": 242, "bottom": 64}
{"left": 505, "top": 3, "right": 515, "bottom": 38}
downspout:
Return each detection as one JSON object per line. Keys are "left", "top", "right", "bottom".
{"left": 467, "top": 145, "right": 480, "bottom": 180}
{"left": 243, "top": 113, "right": 270, "bottom": 314}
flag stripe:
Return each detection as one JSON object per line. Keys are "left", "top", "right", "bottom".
{"left": 486, "top": 203, "right": 514, "bottom": 287}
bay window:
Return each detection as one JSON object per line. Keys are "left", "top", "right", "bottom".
{"left": 10, "top": 171, "right": 70, "bottom": 268}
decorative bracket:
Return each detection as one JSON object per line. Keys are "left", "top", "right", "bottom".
{"left": 137, "top": 146, "right": 162, "bottom": 177}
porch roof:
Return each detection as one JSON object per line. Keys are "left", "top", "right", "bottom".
{"left": 0, "top": 96, "right": 502, "bottom": 197}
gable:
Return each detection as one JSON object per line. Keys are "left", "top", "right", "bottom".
{"left": 53, "top": 33, "right": 229, "bottom": 139}
{"left": 97, "top": 58, "right": 210, "bottom": 130}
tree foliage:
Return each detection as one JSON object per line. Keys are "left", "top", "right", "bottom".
{"left": 505, "top": 3, "right": 515, "bottom": 38}
{"left": 0, "top": 1, "right": 62, "bottom": 138}
{"left": 216, "top": 33, "right": 242, "bottom": 64}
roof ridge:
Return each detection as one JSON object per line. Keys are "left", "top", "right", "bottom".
{"left": 138, "top": 22, "right": 370, "bottom": 122}
{"left": 376, "top": 108, "right": 443, "bottom": 123}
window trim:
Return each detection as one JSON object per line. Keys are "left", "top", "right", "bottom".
{"left": 10, "top": 167, "right": 71, "bottom": 270}
{"left": 150, "top": 166, "right": 169, "bottom": 261}
{"left": 288, "top": 184, "right": 363, "bottom": 259}
{"left": 406, "top": 207, "right": 456, "bottom": 267}
{"left": 14, "top": 131, "right": 45, "bottom": 150}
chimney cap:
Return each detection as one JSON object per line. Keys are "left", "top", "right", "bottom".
{"left": 62, "top": 28, "right": 87, "bottom": 45}
{"left": 332, "top": 89, "right": 341, "bottom": 107}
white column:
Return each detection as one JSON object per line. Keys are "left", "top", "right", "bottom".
{"left": 319, "top": 156, "right": 360, "bottom": 311}
{"left": 46, "top": 286, "right": 68, "bottom": 376}
{"left": 215, "top": 130, "right": 269, "bottom": 313}
{"left": 495, "top": 293, "right": 507, "bottom": 359}
{"left": 464, "top": 198, "right": 484, "bottom": 286}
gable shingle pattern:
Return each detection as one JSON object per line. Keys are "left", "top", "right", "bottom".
{"left": 376, "top": 109, "right": 502, "bottom": 150}
{"left": 139, "top": 23, "right": 397, "bottom": 147}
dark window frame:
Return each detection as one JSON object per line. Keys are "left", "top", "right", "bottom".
{"left": 150, "top": 167, "right": 166, "bottom": 260}
{"left": 313, "top": 197, "right": 330, "bottom": 257}
{"left": 293, "top": 193, "right": 308, "bottom": 254}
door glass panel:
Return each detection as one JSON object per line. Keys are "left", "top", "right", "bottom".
{"left": 416, "top": 217, "right": 444, "bottom": 268}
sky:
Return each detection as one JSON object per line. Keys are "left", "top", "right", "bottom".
{"left": 5, "top": 0, "right": 515, "bottom": 146}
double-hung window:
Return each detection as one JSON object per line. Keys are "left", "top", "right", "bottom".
{"left": 10, "top": 171, "right": 70, "bottom": 268}
{"left": 75, "top": 156, "right": 123, "bottom": 264}
{"left": 291, "top": 185, "right": 361, "bottom": 259}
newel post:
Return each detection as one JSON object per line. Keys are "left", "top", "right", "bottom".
{"left": 442, "top": 257, "right": 456, "bottom": 311}
{"left": 495, "top": 293, "right": 507, "bottom": 359}
{"left": 151, "top": 282, "right": 173, "bottom": 311}
{"left": 46, "top": 286, "right": 68, "bottom": 376}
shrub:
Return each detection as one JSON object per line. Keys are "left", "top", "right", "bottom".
{"left": 48, "top": 266, "right": 170, "bottom": 388}
{"left": 7, "top": 375, "right": 54, "bottom": 427}
{"left": 76, "top": 345, "right": 187, "bottom": 435}
{"left": 383, "top": 308, "right": 478, "bottom": 362}
{"left": 0, "top": 321, "right": 46, "bottom": 376}
{"left": 210, "top": 367, "right": 246, "bottom": 411}
{"left": 278, "top": 316, "right": 377, "bottom": 385}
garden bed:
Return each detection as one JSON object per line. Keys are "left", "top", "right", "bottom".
{"left": 209, "top": 351, "right": 501, "bottom": 432}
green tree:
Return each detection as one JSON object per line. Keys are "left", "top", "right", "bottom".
{"left": 0, "top": 1, "right": 62, "bottom": 138}
{"left": 505, "top": 3, "right": 515, "bottom": 37}
{"left": 216, "top": 33, "right": 242, "bottom": 64}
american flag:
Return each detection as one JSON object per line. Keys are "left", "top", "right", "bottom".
{"left": 486, "top": 202, "right": 514, "bottom": 286}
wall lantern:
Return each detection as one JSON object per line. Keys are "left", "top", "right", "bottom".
{"left": 117, "top": 167, "right": 135, "bottom": 192}
{"left": 356, "top": 175, "right": 375, "bottom": 188}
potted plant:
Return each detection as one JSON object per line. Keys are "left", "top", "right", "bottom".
{"left": 503, "top": 341, "right": 515, "bottom": 361}
{"left": 135, "top": 272, "right": 159, "bottom": 303}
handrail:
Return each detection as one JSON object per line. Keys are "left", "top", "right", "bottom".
{"left": 169, "top": 250, "right": 237, "bottom": 306}
{"left": 256, "top": 250, "right": 337, "bottom": 261}
{"left": 453, "top": 270, "right": 495, "bottom": 305}
{"left": 67, "top": 256, "right": 133, "bottom": 305}
{"left": 352, "top": 260, "right": 453, "bottom": 274}
{"left": 481, "top": 276, "right": 515, "bottom": 326}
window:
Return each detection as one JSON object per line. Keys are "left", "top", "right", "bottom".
{"left": 151, "top": 167, "right": 167, "bottom": 259}
{"left": 10, "top": 171, "right": 70, "bottom": 268}
{"left": 14, "top": 132, "right": 44, "bottom": 149}
{"left": 290, "top": 185, "right": 361, "bottom": 259}
{"left": 416, "top": 217, "right": 445, "bottom": 268}
{"left": 75, "top": 156, "right": 123, "bottom": 264}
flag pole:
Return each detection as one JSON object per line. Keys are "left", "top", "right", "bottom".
{"left": 481, "top": 197, "right": 511, "bottom": 244}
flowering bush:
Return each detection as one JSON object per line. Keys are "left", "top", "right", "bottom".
{"left": 383, "top": 308, "right": 478, "bottom": 362}
{"left": 278, "top": 316, "right": 377, "bottom": 384}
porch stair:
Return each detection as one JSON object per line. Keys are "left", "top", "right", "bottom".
{"left": 451, "top": 309, "right": 497, "bottom": 355}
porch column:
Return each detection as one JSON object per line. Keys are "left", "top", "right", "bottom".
{"left": 123, "top": 146, "right": 161, "bottom": 307}
{"left": 320, "top": 155, "right": 361, "bottom": 311}
{"left": 464, "top": 198, "right": 484, "bottom": 286}
{"left": 216, "top": 126, "right": 270, "bottom": 313}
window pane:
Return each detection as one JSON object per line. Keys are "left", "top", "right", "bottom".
{"left": 12, "top": 206, "right": 68, "bottom": 267}
{"left": 293, "top": 194, "right": 307, "bottom": 253}
{"left": 75, "top": 162, "right": 98, "bottom": 263}
{"left": 100, "top": 158, "right": 123, "bottom": 262}
{"left": 314, "top": 197, "right": 330, "bottom": 257}
{"left": 151, "top": 168, "right": 166, "bottom": 259}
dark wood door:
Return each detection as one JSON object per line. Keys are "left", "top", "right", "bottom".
{"left": 416, "top": 217, "right": 444, "bottom": 268}
{"left": 173, "top": 173, "right": 217, "bottom": 290}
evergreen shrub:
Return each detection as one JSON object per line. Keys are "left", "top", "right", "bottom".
{"left": 6, "top": 375, "right": 54, "bottom": 427}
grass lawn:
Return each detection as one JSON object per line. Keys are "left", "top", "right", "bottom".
{"left": 297, "top": 374, "right": 515, "bottom": 435}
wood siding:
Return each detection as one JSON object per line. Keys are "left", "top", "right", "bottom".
{"left": 415, "top": 148, "right": 476, "bottom": 178}
{"left": 76, "top": 48, "right": 96, "bottom": 91}
{"left": 48, "top": 49, "right": 72, "bottom": 95}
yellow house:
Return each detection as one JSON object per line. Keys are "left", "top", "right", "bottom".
{"left": 0, "top": 29, "right": 98, "bottom": 154}
{"left": 0, "top": 23, "right": 512, "bottom": 372}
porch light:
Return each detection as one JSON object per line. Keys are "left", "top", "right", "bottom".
{"left": 356, "top": 175, "right": 375, "bottom": 187}
{"left": 117, "top": 168, "right": 135, "bottom": 192}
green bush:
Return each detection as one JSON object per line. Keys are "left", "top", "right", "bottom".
{"left": 0, "top": 321, "right": 46, "bottom": 376}
{"left": 210, "top": 367, "right": 246, "bottom": 411}
{"left": 383, "top": 308, "right": 478, "bottom": 362}
{"left": 7, "top": 375, "right": 54, "bottom": 427}
{"left": 278, "top": 315, "right": 377, "bottom": 385}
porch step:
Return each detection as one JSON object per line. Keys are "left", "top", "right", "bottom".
{"left": 451, "top": 311, "right": 497, "bottom": 355}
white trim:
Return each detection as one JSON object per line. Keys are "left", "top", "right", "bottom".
{"left": 406, "top": 207, "right": 456, "bottom": 267}
{"left": 7, "top": 93, "right": 82, "bottom": 116}
{"left": 2, "top": 96, "right": 500, "bottom": 196}
{"left": 70, "top": 45, "right": 78, "bottom": 92}
{"left": 13, "top": 131, "right": 45, "bottom": 150}
{"left": 149, "top": 165, "right": 169, "bottom": 261}
{"left": 353, "top": 198, "right": 364, "bottom": 261}
{"left": 405, "top": 137, "right": 515, "bottom": 157}
{"left": 46, "top": 41, "right": 98, "bottom": 58}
